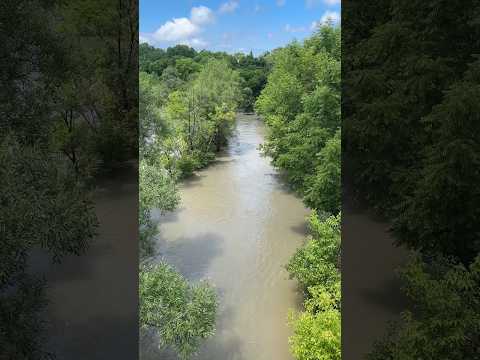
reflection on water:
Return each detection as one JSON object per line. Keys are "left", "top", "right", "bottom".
{"left": 141, "top": 114, "right": 310, "bottom": 360}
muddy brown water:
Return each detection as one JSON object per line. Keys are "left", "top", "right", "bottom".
{"left": 342, "top": 160, "right": 410, "bottom": 360}
{"left": 141, "top": 113, "right": 310, "bottom": 360}
{"left": 29, "top": 164, "right": 139, "bottom": 359}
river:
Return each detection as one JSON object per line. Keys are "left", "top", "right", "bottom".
{"left": 30, "top": 163, "right": 139, "bottom": 359}
{"left": 141, "top": 113, "right": 310, "bottom": 360}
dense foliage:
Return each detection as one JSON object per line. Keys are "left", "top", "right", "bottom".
{"left": 256, "top": 25, "right": 341, "bottom": 360}
{"left": 344, "top": 0, "right": 480, "bottom": 262}
{"left": 139, "top": 160, "right": 179, "bottom": 257}
{"left": 288, "top": 213, "right": 341, "bottom": 360}
{"left": 368, "top": 255, "right": 480, "bottom": 360}
{"left": 164, "top": 58, "right": 241, "bottom": 173}
{"left": 255, "top": 25, "right": 341, "bottom": 214}
{"left": 343, "top": 1, "right": 480, "bottom": 357}
{"left": 1, "top": 0, "right": 137, "bottom": 357}
{"left": 140, "top": 43, "right": 268, "bottom": 112}
{"left": 139, "top": 262, "right": 217, "bottom": 360}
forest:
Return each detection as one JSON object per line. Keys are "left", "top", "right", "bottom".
{"left": 344, "top": 1, "right": 480, "bottom": 358}
{"left": 1, "top": 0, "right": 138, "bottom": 358}
{"left": 139, "top": 24, "right": 341, "bottom": 360}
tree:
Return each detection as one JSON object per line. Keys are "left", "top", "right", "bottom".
{"left": 289, "top": 284, "right": 341, "bottom": 360}
{"left": 287, "top": 213, "right": 341, "bottom": 360}
{"left": 0, "top": 137, "right": 98, "bottom": 359}
{"left": 139, "top": 160, "right": 179, "bottom": 257}
{"left": 287, "top": 213, "right": 341, "bottom": 292}
{"left": 392, "top": 60, "right": 480, "bottom": 264}
{"left": 255, "top": 25, "right": 340, "bottom": 206}
{"left": 368, "top": 255, "right": 480, "bottom": 360}
{"left": 175, "top": 58, "right": 201, "bottom": 81}
{"left": 139, "top": 262, "right": 217, "bottom": 360}
{"left": 304, "top": 131, "right": 341, "bottom": 214}
{"left": 164, "top": 59, "right": 240, "bottom": 172}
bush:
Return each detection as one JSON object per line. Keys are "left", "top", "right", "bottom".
{"left": 139, "top": 262, "right": 217, "bottom": 359}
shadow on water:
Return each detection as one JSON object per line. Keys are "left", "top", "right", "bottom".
{"left": 290, "top": 221, "right": 309, "bottom": 237}
{"left": 181, "top": 173, "right": 205, "bottom": 189}
{"left": 359, "top": 277, "right": 408, "bottom": 314}
{"left": 155, "top": 232, "right": 224, "bottom": 282}
{"left": 266, "top": 172, "right": 304, "bottom": 198}
{"left": 38, "top": 244, "right": 112, "bottom": 284}
{"left": 209, "top": 157, "right": 237, "bottom": 166}
{"left": 151, "top": 207, "right": 185, "bottom": 224}
{"left": 48, "top": 316, "right": 138, "bottom": 360}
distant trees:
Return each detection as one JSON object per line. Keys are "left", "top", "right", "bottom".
{"left": 165, "top": 59, "right": 241, "bottom": 173}
{"left": 256, "top": 25, "right": 341, "bottom": 360}
{"left": 139, "top": 43, "right": 268, "bottom": 113}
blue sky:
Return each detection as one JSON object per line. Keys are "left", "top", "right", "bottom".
{"left": 139, "top": 0, "right": 340, "bottom": 55}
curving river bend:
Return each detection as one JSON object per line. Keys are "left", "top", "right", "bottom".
{"left": 142, "top": 113, "right": 310, "bottom": 360}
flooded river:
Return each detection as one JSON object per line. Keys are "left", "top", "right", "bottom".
{"left": 142, "top": 113, "right": 310, "bottom": 360}
{"left": 31, "top": 164, "right": 139, "bottom": 359}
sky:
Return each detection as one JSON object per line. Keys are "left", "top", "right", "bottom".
{"left": 139, "top": 0, "right": 340, "bottom": 55}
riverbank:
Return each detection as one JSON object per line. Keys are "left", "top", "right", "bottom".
{"left": 141, "top": 113, "right": 309, "bottom": 360}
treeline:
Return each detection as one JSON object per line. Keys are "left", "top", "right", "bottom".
{"left": 140, "top": 43, "right": 269, "bottom": 111}
{"left": 255, "top": 25, "right": 341, "bottom": 359}
{"left": 138, "top": 44, "right": 248, "bottom": 358}
{"left": 0, "top": 0, "right": 137, "bottom": 358}
{"left": 344, "top": 1, "right": 480, "bottom": 358}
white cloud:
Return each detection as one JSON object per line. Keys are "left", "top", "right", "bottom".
{"left": 219, "top": 1, "right": 239, "bottom": 14}
{"left": 153, "top": 17, "right": 200, "bottom": 42}
{"left": 284, "top": 24, "right": 307, "bottom": 33}
{"left": 191, "top": 6, "right": 215, "bottom": 25}
{"left": 276, "top": 0, "right": 286, "bottom": 6}
{"left": 144, "top": 6, "right": 217, "bottom": 49}
{"left": 320, "top": 10, "right": 340, "bottom": 24}
{"left": 254, "top": 4, "right": 262, "bottom": 13}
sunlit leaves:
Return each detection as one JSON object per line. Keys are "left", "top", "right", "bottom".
{"left": 304, "top": 131, "right": 341, "bottom": 214}
{"left": 289, "top": 285, "right": 341, "bottom": 360}
{"left": 287, "top": 213, "right": 341, "bottom": 360}
{"left": 139, "top": 262, "right": 217, "bottom": 360}
{"left": 255, "top": 25, "right": 341, "bottom": 213}
{"left": 287, "top": 213, "right": 341, "bottom": 291}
